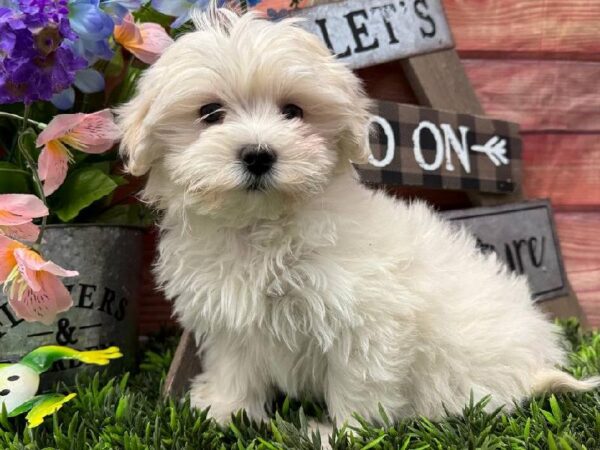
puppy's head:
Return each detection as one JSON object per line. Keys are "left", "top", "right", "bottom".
{"left": 117, "top": 7, "right": 371, "bottom": 221}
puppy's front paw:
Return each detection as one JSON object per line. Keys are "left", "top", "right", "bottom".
{"left": 189, "top": 375, "right": 268, "bottom": 425}
{"left": 189, "top": 376, "right": 235, "bottom": 424}
{"left": 308, "top": 419, "right": 334, "bottom": 450}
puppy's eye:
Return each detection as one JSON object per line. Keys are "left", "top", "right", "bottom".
{"left": 281, "top": 104, "right": 303, "bottom": 120}
{"left": 199, "top": 103, "right": 225, "bottom": 124}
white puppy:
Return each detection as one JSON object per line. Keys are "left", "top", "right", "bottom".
{"left": 117, "top": 7, "right": 598, "bottom": 427}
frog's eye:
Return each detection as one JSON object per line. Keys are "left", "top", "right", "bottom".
{"left": 7, "top": 376, "right": 19, "bottom": 381}
{"left": 0, "top": 389, "right": 9, "bottom": 396}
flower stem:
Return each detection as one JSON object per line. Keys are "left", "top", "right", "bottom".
{"left": 20, "top": 106, "right": 29, "bottom": 135}
{"left": 0, "top": 111, "right": 47, "bottom": 129}
{"left": 17, "top": 106, "right": 48, "bottom": 251}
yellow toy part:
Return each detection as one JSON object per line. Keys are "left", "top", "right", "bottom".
{"left": 19, "top": 346, "right": 123, "bottom": 372}
{"left": 9, "top": 393, "right": 77, "bottom": 428}
{"left": 0, "top": 345, "right": 122, "bottom": 427}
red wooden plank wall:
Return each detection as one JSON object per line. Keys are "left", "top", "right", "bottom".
{"left": 446, "top": 0, "right": 600, "bottom": 326}
{"left": 137, "top": 0, "right": 600, "bottom": 333}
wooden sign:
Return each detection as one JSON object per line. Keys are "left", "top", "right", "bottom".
{"left": 442, "top": 200, "right": 569, "bottom": 302}
{"left": 287, "top": 0, "right": 454, "bottom": 69}
{"left": 358, "top": 101, "right": 522, "bottom": 193}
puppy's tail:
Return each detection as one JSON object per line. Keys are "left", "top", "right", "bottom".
{"left": 532, "top": 369, "right": 600, "bottom": 394}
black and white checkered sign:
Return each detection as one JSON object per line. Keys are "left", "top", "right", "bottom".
{"left": 357, "top": 101, "right": 522, "bottom": 194}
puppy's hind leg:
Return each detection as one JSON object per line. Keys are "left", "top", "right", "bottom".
{"left": 190, "top": 334, "right": 272, "bottom": 424}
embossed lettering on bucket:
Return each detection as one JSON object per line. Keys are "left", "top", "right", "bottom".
{"left": 0, "top": 225, "right": 143, "bottom": 387}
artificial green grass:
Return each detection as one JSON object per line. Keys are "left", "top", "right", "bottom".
{"left": 1, "top": 319, "right": 600, "bottom": 449}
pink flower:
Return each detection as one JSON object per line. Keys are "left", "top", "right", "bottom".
{"left": 0, "top": 194, "right": 48, "bottom": 242}
{"left": 36, "top": 109, "right": 121, "bottom": 196}
{"left": 114, "top": 14, "right": 173, "bottom": 65}
{"left": 0, "top": 235, "right": 78, "bottom": 325}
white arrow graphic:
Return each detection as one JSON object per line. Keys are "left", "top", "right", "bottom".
{"left": 471, "top": 136, "right": 509, "bottom": 166}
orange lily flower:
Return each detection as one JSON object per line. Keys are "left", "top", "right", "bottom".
{"left": 114, "top": 13, "right": 174, "bottom": 65}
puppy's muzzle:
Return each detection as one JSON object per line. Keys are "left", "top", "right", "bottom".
{"left": 239, "top": 145, "right": 277, "bottom": 177}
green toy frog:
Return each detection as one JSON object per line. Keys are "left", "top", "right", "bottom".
{"left": 0, "top": 346, "right": 122, "bottom": 428}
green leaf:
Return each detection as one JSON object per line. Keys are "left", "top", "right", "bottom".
{"left": 559, "top": 435, "right": 574, "bottom": 450}
{"left": 378, "top": 403, "right": 391, "bottom": 428}
{"left": 52, "top": 167, "right": 118, "bottom": 222}
{"left": 110, "top": 174, "right": 128, "bottom": 187}
{"left": 256, "top": 438, "right": 279, "bottom": 450}
{"left": 105, "top": 48, "right": 125, "bottom": 78}
{"left": 543, "top": 410, "right": 558, "bottom": 427}
{"left": 548, "top": 431, "right": 559, "bottom": 450}
{"left": 361, "top": 434, "right": 387, "bottom": 450}
{"left": 116, "top": 396, "right": 129, "bottom": 421}
{"left": 270, "top": 419, "right": 283, "bottom": 443}
{"left": 399, "top": 437, "right": 411, "bottom": 450}
{"left": 0, "top": 162, "right": 31, "bottom": 194}
{"left": 133, "top": 5, "right": 174, "bottom": 28}
{"left": 89, "top": 161, "right": 111, "bottom": 174}
{"left": 116, "top": 67, "right": 142, "bottom": 104}
{"left": 169, "top": 405, "right": 177, "bottom": 431}
{"left": 229, "top": 422, "right": 243, "bottom": 440}
{"left": 94, "top": 203, "right": 154, "bottom": 227}
{"left": 550, "top": 395, "right": 562, "bottom": 424}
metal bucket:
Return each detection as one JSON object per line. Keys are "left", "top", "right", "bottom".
{"left": 0, "top": 225, "right": 143, "bottom": 388}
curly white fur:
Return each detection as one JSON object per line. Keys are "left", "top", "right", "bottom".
{"left": 117, "top": 7, "right": 598, "bottom": 427}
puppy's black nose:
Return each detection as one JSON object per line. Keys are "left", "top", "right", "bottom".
{"left": 239, "top": 145, "right": 277, "bottom": 176}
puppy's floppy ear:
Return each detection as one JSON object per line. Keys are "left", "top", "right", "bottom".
{"left": 337, "top": 75, "right": 373, "bottom": 165}
{"left": 116, "top": 71, "right": 160, "bottom": 176}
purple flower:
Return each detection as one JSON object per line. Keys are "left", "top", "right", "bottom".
{"left": 0, "top": 7, "right": 25, "bottom": 55}
{"left": 0, "top": 0, "right": 87, "bottom": 104}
